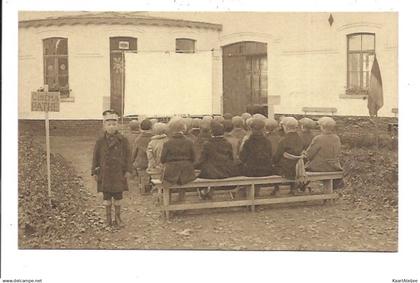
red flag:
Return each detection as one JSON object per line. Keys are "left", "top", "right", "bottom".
{"left": 368, "top": 56, "right": 384, "bottom": 117}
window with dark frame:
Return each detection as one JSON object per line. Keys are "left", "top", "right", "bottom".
{"left": 176, "top": 38, "right": 196, "bottom": 53}
{"left": 43, "top": 37, "right": 70, "bottom": 98}
{"left": 346, "top": 33, "right": 375, "bottom": 95}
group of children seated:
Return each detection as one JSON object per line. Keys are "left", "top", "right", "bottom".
{"left": 128, "top": 112, "right": 344, "bottom": 198}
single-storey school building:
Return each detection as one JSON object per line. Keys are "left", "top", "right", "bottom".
{"left": 19, "top": 12, "right": 398, "bottom": 121}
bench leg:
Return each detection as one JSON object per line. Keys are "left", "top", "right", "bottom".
{"left": 322, "top": 179, "right": 333, "bottom": 205}
{"left": 178, "top": 189, "right": 185, "bottom": 202}
{"left": 247, "top": 184, "right": 255, "bottom": 212}
{"left": 155, "top": 185, "right": 163, "bottom": 206}
{"left": 162, "top": 187, "right": 171, "bottom": 220}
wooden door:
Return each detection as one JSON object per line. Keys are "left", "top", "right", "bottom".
{"left": 110, "top": 51, "right": 124, "bottom": 115}
{"left": 222, "top": 42, "right": 267, "bottom": 115}
{"left": 109, "top": 37, "right": 137, "bottom": 116}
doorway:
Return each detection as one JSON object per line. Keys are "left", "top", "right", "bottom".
{"left": 222, "top": 41, "right": 267, "bottom": 115}
{"left": 109, "top": 37, "right": 137, "bottom": 117}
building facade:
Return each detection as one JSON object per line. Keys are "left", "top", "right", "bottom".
{"left": 19, "top": 12, "right": 398, "bottom": 119}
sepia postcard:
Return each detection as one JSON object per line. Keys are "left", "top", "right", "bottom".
{"left": 2, "top": 1, "right": 419, "bottom": 282}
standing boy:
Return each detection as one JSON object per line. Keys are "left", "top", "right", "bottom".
{"left": 91, "top": 110, "right": 131, "bottom": 227}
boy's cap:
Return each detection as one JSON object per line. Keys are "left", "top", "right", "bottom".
{"left": 210, "top": 121, "right": 225, "bottom": 136}
{"left": 102, "top": 109, "right": 119, "bottom": 121}
{"left": 169, "top": 116, "right": 183, "bottom": 123}
{"left": 252, "top": 113, "right": 267, "bottom": 120}
{"left": 318, "top": 117, "right": 336, "bottom": 130}
{"left": 199, "top": 119, "right": 212, "bottom": 129}
{"left": 246, "top": 117, "right": 255, "bottom": 127}
{"left": 222, "top": 119, "right": 234, "bottom": 132}
{"left": 140, "top": 119, "right": 153, "bottom": 130}
{"left": 202, "top": 115, "right": 213, "bottom": 121}
{"left": 153, "top": 122, "right": 167, "bottom": 135}
{"left": 223, "top": 113, "right": 233, "bottom": 120}
{"left": 250, "top": 118, "right": 266, "bottom": 131}
{"left": 150, "top": 118, "right": 158, "bottom": 125}
{"left": 265, "top": 118, "right": 278, "bottom": 130}
{"left": 213, "top": 115, "right": 225, "bottom": 123}
{"left": 282, "top": 117, "right": 299, "bottom": 129}
{"left": 278, "top": 115, "right": 287, "bottom": 125}
{"left": 168, "top": 118, "right": 186, "bottom": 133}
{"left": 232, "top": 116, "right": 244, "bottom": 127}
{"left": 192, "top": 118, "right": 201, "bottom": 128}
{"left": 299, "top": 117, "right": 315, "bottom": 129}
{"left": 183, "top": 117, "right": 193, "bottom": 128}
{"left": 129, "top": 120, "right": 140, "bottom": 130}
{"left": 241, "top": 112, "right": 252, "bottom": 120}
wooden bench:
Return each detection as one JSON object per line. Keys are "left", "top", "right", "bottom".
{"left": 151, "top": 171, "right": 343, "bottom": 219}
{"left": 302, "top": 107, "right": 337, "bottom": 116}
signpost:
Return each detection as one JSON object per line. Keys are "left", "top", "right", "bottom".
{"left": 31, "top": 85, "right": 60, "bottom": 206}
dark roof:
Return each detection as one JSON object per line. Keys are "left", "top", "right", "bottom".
{"left": 19, "top": 12, "right": 223, "bottom": 31}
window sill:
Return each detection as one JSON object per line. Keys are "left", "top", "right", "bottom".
{"left": 339, "top": 94, "right": 368, "bottom": 99}
{"left": 60, "top": 96, "right": 75, "bottom": 103}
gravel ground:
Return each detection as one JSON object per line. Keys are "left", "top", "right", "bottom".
{"left": 18, "top": 121, "right": 398, "bottom": 251}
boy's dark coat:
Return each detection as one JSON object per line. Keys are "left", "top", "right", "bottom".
{"left": 196, "top": 136, "right": 239, "bottom": 179}
{"left": 239, "top": 132, "right": 273, "bottom": 177}
{"left": 305, "top": 133, "right": 343, "bottom": 172}
{"left": 300, "top": 130, "right": 315, "bottom": 150}
{"left": 160, "top": 133, "right": 196, "bottom": 185}
{"left": 273, "top": 132, "right": 305, "bottom": 179}
{"left": 91, "top": 132, "right": 132, "bottom": 193}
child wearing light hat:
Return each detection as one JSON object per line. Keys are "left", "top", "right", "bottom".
{"left": 146, "top": 122, "right": 169, "bottom": 174}
{"left": 160, "top": 118, "right": 196, "bottom": 199}
{"left": 195, "top": 121, "right": 239, "bottom": 199}
{"left": 126, "top": 120, "right": 140, "bottom": 153}
{"left": 305, "top": 117, "right": 344, "bottom": 189}
{"left": 225, "top": 116, "right": 247, "bottom": 164}
{"left": 239, "top": 118, "right": 273, "bottom": 177}
{"left": 273, "top": 117, "right": 305, "bottom": 194}
{"left": 230, "top": 116, "right": 247, "bottom": 139}
{"left": 241, "top": 112, "right": 252, "bottom": 128}
{"left": 186, "top": 118, "right": 201, "bottom": 143}
{"left": 196, "top": 121, "right": 239, "bottom": 179}
{"left": 265, "top": 118, "right": 283, "bottom": 156}
{"left": 193, "top": 118, "right": 212, "bottom": 163}
{"left": 91, "top": 110, "right": 132, "bottom": 228}
{"left": 132, "top": 118, "right": 154, "bottom": 194}
{"left": 299, "top": 117, "right": 316, "bottom": 150}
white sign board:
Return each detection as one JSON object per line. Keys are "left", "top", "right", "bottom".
{"left": 31, "top": 91, "right": 60, "bottom": 112}
{"left": 124, "top": 52, "right": 213, "bottom": 116}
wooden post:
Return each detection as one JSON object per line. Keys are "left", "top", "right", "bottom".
{"left": 44, "top": 85, "right": 52, "bottom": 207}
{"left": 45, "top": 110, "right": 52, "bottom": 206}
{"left": 162, "top": 186, "right": 171, "bottom": 220}
{"left": 121, "top": 50, "right": 125, "bottom": 125}
{"left": 31, "top": 85, "right": 60, "bottom": 208}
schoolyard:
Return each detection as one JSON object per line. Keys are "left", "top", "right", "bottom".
{"left": 18, "top": 118, "right": 398, "bottom": 251}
